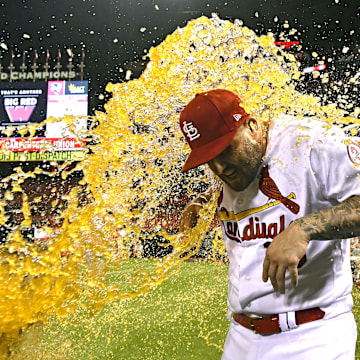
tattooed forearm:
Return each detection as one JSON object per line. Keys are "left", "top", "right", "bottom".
{"left": 294, "top": 195, "right": 360, "bottom": 240}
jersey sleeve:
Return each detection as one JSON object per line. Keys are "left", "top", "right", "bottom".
{"left": 309, "top": 125, "right": 360, "bottom": 203}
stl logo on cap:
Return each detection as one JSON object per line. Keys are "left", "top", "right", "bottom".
{"left": 179, "top": 89, "right": 250, "bottom": 172}
{"left": 182, "top": 121, "right": 200, "bottom": 142}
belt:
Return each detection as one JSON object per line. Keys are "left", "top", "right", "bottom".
{"left": 232, "top": 307, "right": 325, "bottom": 335}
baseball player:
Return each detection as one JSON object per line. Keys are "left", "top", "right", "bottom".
{"left": 179, "top": 89, "right": 360, "bottom": 359}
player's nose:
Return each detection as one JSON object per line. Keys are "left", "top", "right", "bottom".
{"left": 208, "top": 158, "right": 226, "bottom": 176}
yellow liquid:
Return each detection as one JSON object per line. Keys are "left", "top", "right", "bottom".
{"left": 0, "top": 14, "right": 358, "bottom": 356}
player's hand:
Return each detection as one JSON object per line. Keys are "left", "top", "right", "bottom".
{"left": 262, "top": 221, "right": 310, "bottom": 294}
{"left": 179, "top": 199, "right": 202, "bottom": 232}
{"left": 179, "top": 190, "right": 213, "bottom": 232}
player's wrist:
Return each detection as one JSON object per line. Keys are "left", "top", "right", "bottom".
{"left": 290, "top": 218, "right": 312, "bottom": 243}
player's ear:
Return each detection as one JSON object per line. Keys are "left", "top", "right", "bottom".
{"left": 246, "top": 117, "right": 260, "bottom": 133}
{"left": 243, "top": 117, "right": 263, "bottom": 143}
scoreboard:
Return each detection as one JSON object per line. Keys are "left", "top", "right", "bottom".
{"left": 0, "top": 80, "right": 88, "bottom": 161}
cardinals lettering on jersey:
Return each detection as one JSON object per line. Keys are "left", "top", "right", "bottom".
{"left": 223, "top": 215, "right": 286, "bottom": 242}
{"left": 217, "top": 165, "right": 300, "bottom": 243}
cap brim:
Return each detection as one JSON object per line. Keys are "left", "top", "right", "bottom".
{"left": 181, "top": 128, "right": 238, "bottom": 172}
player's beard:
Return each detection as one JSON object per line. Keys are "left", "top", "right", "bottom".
{"left": 224, "top": 137, "right": 264, "bottom": 192}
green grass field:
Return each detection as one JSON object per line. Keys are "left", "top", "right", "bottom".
{"left": 9, "top": 260, "right": 360, "bottom": 359}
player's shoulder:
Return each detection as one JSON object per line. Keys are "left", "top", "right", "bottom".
{"left": 271, "top": 114, "right": 346, "bottom": 143}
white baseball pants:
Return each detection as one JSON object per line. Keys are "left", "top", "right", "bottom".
{"left": 222, "top": 312, "right": 357, "bottom": 360}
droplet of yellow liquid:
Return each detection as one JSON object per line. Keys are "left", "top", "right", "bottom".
{"left": 0, "top": 14, "right": 358, "bottom": 356}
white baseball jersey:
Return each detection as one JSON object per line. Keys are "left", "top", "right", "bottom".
{"left": 217, "top": 115, "right": 360, "bottom": 319}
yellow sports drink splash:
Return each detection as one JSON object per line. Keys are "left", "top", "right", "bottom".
{"left": 0, "top": 14, "right": 358, "bottom": 356}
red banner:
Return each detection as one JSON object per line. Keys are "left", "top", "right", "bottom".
{"left": 0, "top": 137, "right": 85, "bottom": 152}
{"left": 274, "top": 41, "right": 300, "bottom": 49}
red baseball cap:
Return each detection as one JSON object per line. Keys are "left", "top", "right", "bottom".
{"left": 179, "top": 89, "right": 250, "bottom": 172}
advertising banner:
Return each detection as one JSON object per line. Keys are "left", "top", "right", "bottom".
{"left": 0, "top": 82, "right": 48, "bottom": 126}
{"left": 0, "top": 151, "right": 85, "bottom": 162}
{"left": 47, "top": 80, "right": 88, "bottom": 118}
{"left": 0, "top": 80, "right": 88, "bottom": 162}
{"left": 0, "top": 137, "right": 85, "bottom": 152}
{"left": 0, "top": 137, "right": 86, "bottom": 161}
